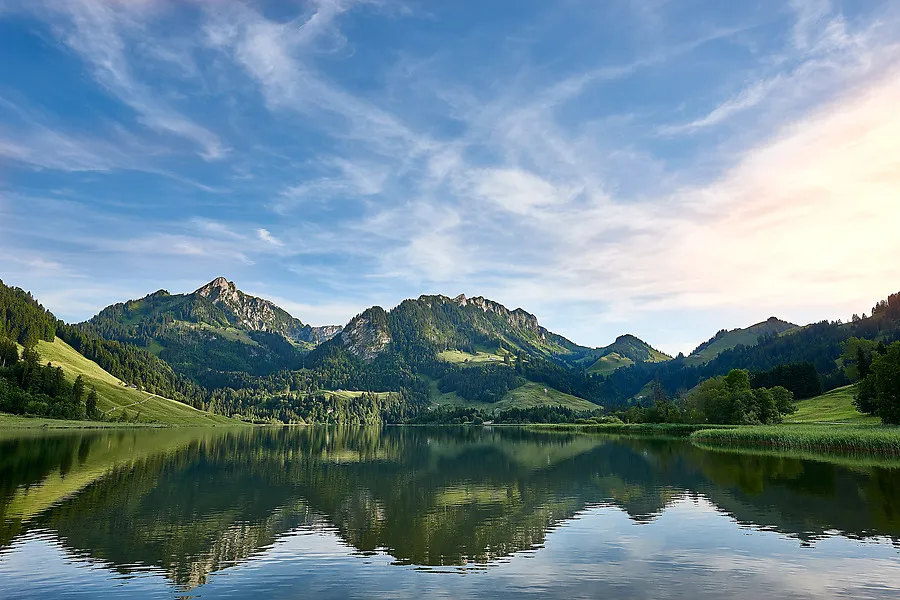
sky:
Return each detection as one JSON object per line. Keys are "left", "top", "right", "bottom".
{"left": 1, "top": 0, "right": 899, "bottom": 356}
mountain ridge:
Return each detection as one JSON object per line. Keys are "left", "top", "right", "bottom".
{"left": 686, "top": 316, "right": 798, "bottom": 365}
{"left": 83, "top": 277, "right": 343, "bottom": 378}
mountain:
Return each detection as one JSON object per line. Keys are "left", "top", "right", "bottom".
{"left": 583, "top": 334, "right": 672, "bottom": 375}
{"left": 685, "top": 317, "right": 798, "bottom": 365}
{"left": 84, "top": 278, "right": 342, "bottom": 378}
{"left": 331, "top": 293, "right": 584, "bottom": 364}
{"left": 306, "top": 293, "right": 606, "bottom": 407}
{"left": 195, "top": 277, "right": 341, "bottom": 344}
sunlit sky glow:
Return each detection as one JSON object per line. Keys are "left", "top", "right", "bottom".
{"left": 1, "top": 0, "right": 899, "bottom": 354}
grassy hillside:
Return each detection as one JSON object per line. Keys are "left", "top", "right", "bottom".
{"left": 431, "top": 381, "right": 599, "bottom": 412}
{"left": 33, "top": 338, "right": 235, "bottom": 426}
{"left": 587, "top": 352, "right": 634, "bottom": 375}
{"left": 784, "top": 384, "right": 879, "bottom": 424}
{"left": 315, "top": 390, "right": 397, "bottom": 402}
{"left": 686, "top": 317, "right": 797, "bottom": 365}
{"left": 584, "top": 335, "right": 670, "bottom": 375}
{"left": 437, "top": 349, "right": 508, "bottom": 366}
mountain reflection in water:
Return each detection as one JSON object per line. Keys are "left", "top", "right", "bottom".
{"left": 1, "top": 426, "right": 900, "bottom": 599}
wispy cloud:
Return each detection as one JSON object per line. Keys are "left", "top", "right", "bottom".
{"left": 659, "top": 77, "right": 780, "bottom": 135}
{"left": 21, "top": 0, "right": 226, "bottom": 160}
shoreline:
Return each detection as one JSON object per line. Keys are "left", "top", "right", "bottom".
{"left": 0, "top": 413, "right": 251, "bottom": 430}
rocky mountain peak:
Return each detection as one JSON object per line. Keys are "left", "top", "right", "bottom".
{"left": 190, "top": 277, "right": 342, "bottom": 343}
{"left": 196, "top": 277, "right": 238, "bottom": 299}
{"left": 341, "top": 307, "right": 391, "bottom": 361}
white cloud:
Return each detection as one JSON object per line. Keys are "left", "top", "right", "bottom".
{"left": 469, "top": 168, "right": 580, "bottom": 215}
{"left": 257, "top": 228, "right": 284, "bottom": 247}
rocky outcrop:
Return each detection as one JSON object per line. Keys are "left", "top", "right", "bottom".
{"left": 453, "top": 294, "right": 541, "bottom": 334}
{"left": 195, "top": 277, "right": 341, "bottom": 344}
{"left": 340, "top": 307, "right": 391, "bottom": 361}
{"left": 303, "top": 325, "right": 344, "bottom": 345}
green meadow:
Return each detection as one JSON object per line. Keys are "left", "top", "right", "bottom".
{"left": 29, "top": 338, "right": 236, "bottom": 426}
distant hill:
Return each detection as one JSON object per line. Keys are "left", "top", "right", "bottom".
{"left": 685, "top": 317, "right": 797, "bottom": 365}
{"left": 84, "top": 277, "right": 341, "bottom": 378}
{"left": 583, "top": 334, "right": 671, "bottom": 375}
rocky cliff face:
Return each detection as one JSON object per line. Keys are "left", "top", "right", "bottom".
{"left": 196, "top": 277, "right": 296, "bottom": 333}
{"left": 452, "top": 294, "right": 541, "bottom": 334}
{"left": 340, "top": 307, "right": 391, "bottom": 361}
{"left": 194, "top": 277, "right": 341, "bottom": 344}
{"left": 305, "top": 325, "right": 344, "bottom": 345}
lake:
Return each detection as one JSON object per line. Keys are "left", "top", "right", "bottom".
{"left": 2, "top": 426, "right": 900, "bottom": 599}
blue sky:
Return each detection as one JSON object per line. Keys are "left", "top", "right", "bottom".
{"left": 1, "top": 0, "right": 899, "bottom": 355}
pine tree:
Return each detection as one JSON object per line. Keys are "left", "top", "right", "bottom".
{"left": 73, "top": 375, "right": 86, "bottom": 404}
{"left": 86, "top": 387, "right": 99, "bottom": 419}
{"left": 0, "top": 337, "right": 18, "bottom": 368}
{"left": 857, "top": 346, "right": 872, "bottom": 379}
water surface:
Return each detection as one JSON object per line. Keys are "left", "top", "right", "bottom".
{"left": 2, "top": 426, "right": 900, "bottom": 598}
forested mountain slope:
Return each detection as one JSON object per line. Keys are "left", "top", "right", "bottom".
{"left": 579, "top": 334, "right": 671, "bottom": 375}
{"left": 685, "top": 317, "right": 797, "bottom": 365}
{"left": 601, "top": 296, "right": 900, "bottom": 404}
{"left": 83, "top": 277, "right": 341, "bottom": 379}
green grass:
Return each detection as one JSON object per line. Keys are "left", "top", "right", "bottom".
{"left": 690, "top": 441, "right": 900, "bottom": 470}
{"left": 690, "top": 424, "right": 900, "bottom": 454}
{"left": 437, "top": 349, "right": 507, "bottom": 366}
{"left": 144, "top": 339, "right": 165, "bottom": 356}
{"left": 184, "top": 322, "right": 259, "bottom": 345}
{"left": 685, "top": 318, "right": 797, "bottom": 365}
{"left": 785, "top": 385, "right": 879, "bottom": 424}
{"left": 428, "top": 380, "right": 599, "bottom": 412}
{"left": 587, "top": 352, "right": 634, "bottom": 375}
{"left": 313, "top": 390, "right": 397, "bottom": 402}
{"left": 497, "top": 383, "right": 599, "bottom": 411}
{"left": 0, "top": 413, "right": 166, "bottom": 429}
{"left": 31, "top": 338, "right": 236, "bottom": 426}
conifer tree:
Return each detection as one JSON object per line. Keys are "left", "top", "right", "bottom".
{"left": 86, "top": 387, "right": 99, "bottom": 419}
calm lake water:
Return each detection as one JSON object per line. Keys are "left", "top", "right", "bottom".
{"left": 2, "top": 427, "right": 900, "bottom": 599}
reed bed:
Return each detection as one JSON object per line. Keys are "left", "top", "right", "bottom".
{"left": 690, "top": 424, "right": 900, "bottom": 455}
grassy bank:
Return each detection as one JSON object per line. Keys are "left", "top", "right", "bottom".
{"left": 690, "top": 424, "right": 900, "bottom": 454}
{"left": 0, "top": 412, "right": 170, "bottom": 429}
{"left": 529, "top": 418, "right": 900, "bottom": 456}
{"left": 690, "top": 440, "right": 900, "bottom": 470}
